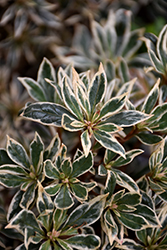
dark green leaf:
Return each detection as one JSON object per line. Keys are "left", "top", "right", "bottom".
{"left": 21, "top": 102, "right": 76, "bottom": 127}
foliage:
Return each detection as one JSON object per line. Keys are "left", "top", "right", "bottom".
{"left": 1, "top": 1, "right": 167, "bottom": 250}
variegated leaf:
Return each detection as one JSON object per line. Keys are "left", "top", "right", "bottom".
{"left": 30, "top": 132, "right": 44, "bottom": 174}
{"left": 157, "top": 24, "right": 167, "bottom": 67}
{"left": 134, "top": 204, "right": 160, "bottom": 227}
{"left": 64, "top": 194, "right": 108, "bottom": 229}
{"left": 136, "top": 132, "right": 162, "bottom": 145}
{"left": 106, "top": 110, "right": 150, "bottom": 127}
{"left": 7, "top": 190, "right": 23, "bottom": 221}
{"left": 62, "top": 113, "right": 84, "bottom": 132}
{"left": 61, "top": 78, "right": 83, "bottom": 121}
{"left": 71, "top": 151, "right": 93, "bottom": 178}
{"left": 81, "top": 130, "right": 92, "bottom": 157}
{"left": 104, "top": 171, "right": 116, "bottom": 200}
{"left": 20, "top": 183, "right": 36, "bottom": 209}
{"left": 149, "top": 140, "right": 165, "bottom": 172}
{"left": 0, "top": 149, "right": 14, "bottom": 166}
{"left": 93, "top": 130, "right": 125, "bottom": 158}
{"left": 44, "top": 160, "right": 60, "bottom": 180}
{"left": 44, "top": 133, "right": 61, "bottom": 161}
{"left": 141, "top": 79, "right": 160, "bottom": 114}
{"left": 70, "top": 182, "right": 88, "bottom": 201}
{"left": 7, "top": 136, "right": 30, "bottom": 170}
{"left": 110, "top": 149, "right": 144, "bottom": 167}
{"left": 88, "top": 63, "right": 106, "bottom": 117}
{"left": 54, "top": 185, "right": 74, "bottom": 209}
{"left": 37, "top": 182, "right": 54, "bottom": 214}
{"left": 37, "top": 57, "right": 56, "bottom": 102}
{"left": 61, "top": 158, "right": 72, "bottom": 177}
{"left": 112, "top": 169, "right": 139, "bottom": 193}
{"left": 18, "top": 77, "right": 46, "bottom": 101}
{"left": 148, "top": 49, "right": 164, "bottom": 73}
{"left": 99, "top": 93, "right": 126, "bottom": 120}
{"left": 21, "top": 102, "right": 76, "bottom": 127}
{"left": 65, "top": 234, "right": 101, "bottom": 250}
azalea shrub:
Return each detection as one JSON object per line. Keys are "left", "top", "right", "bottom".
{"left": 1, "top": 3, "right": 167, "bottom": 250}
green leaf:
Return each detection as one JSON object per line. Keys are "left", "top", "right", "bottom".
{"left": 93, "top": 130, "right": 125, "bottom": 158}
{"left": 44, "top": 160, "right": 60, "bottom": 180}
{"left": 104, "top": 150, "right": 117, "bottom": 165}
{"left": 112, "top": 169, "right": 139, "bottom": 193}
{"left": 64, "top": 194, "right": 107, "bottom": 229}
{"left": 141, "top": 79, "right": 160, "bottom": 114}
{"left": 7, "top": 190, "right": 23, "bottom": 221}
{"left": 7, "top": 136, "right": 30, "bottom": 170}
{"left": 62, "top": 114, "right": 84, "bottom": 132}
{"left": 104, "top": 210, "right": 118, "bottom": 246}
{"left": 106, "top": 110, "right": 150, "bottom": 127}
{"left": 37, "top": 57, "right": 56, "bottom": 102}
{"left": 0, "top": 173, "right": 27, "bottom": 188}
{"left": 18, "top": 77, "right": 46, "bottom": 101}
{"left": 149, "top": 140, "right": 165, "bottom": 172}
{"left": 72, "top": 68, "right": 91, "bottom": 116}
{"left": 116, "top": 239, "right": 143, "bottom": 249}
{"left": 118, "top": 212, "right": 148, "bottom": 230}
{"left": 39, "top": 240, "right": 51, "bottom": 250}
{"left": 99, "top": 93, "right": 126, "bottom": 119}
{"left": 104, "top": 171, "right": 116, "bottom": 200}
{"left": 20, "top": 183, "right": 36, "bottom": 209}
{"left": 98, "top": 164, "right": 107, "bottom": 176}
{"left": 157, "top": 25, "right": 167, "bottom": 68}
{"left": 71, "top": 152, "right": 93, "bottom": 178}
{"left": 70, "top": 182, "right": 88, "bottom": 201}
{"left": 57, "top": 239, "right": 72, "bottom": 250}
{"left": 118, "top": 57, "right": 130, "bottom": 82}
{"left": 44, "top": 133, "right": 61, "bottom": 161}
{"left": 30, "top": 132, "right": 44, "bottom": 174}
{"left": 45, "top": 183, "right": 62, "bottom": 196}
{"left": 65, "top": 234, "right": 101, "bottom": 250}
{"left": 88, "top": 63, "right": 106, "bottom": 116}
{"left": 62, "top": 78, "right": 83, "bottom": 121}
{"left": 81, "top": 130, "right": 91, "bottom": 157}
{"left": 136, "top": 132, "right": 162, "bottom": 145}
{"left": 61, "top": 158, "right": 72, "bottom": 177}
{"left": 6, "top": 209, "right": 41, "bottom": 238}
{"left": 21, "top": 102, "right": 75, "bottom": 127}
{"left": 95, "top": 122, "right": 121, "bottom": 133}
{"left": 53, "top": 209, "right": 67, "bottom": 231}
{"left": 148, "top": 49, "right": 165, "bottom": 73}
{"left": 0, "top": 149, "right": 14, "bottom": 166}
{"left": 0, "top": 164, "right": 27, "bottom": 175}
{"left": 54, "top": 185, "right": 74, "bottom": 209}
{"left": 134, "top": 204, "right": 160, "bottom": 227}
{"left": 110, "top": 149, "right": 144, "bottom": 167}
{"left": 117, "top": 192, "right": 141, "bottom": 208}
{"left": 37, "top": 182, "right": 54, "bottom": 214}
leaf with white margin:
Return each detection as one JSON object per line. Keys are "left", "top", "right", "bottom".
{"left": 7, "top": 136, "right": 30, "bottom": 170}
{"left": 64, "top": 193, "right": 108, "bottom": 229}
{"left": 65, "top": 234, "right": 101, "bottom": 250}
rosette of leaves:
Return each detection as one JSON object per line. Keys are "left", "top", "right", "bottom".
{"left": 0, "top": 132, "right": 61, "bottom": 220}
{"left": 143, "top": 24, "right": 167, "bottom": 84}
{"left": 20, "top": 63, "right": 150, "bottom": 157}
{"left": 52, "top": 9, "right": 149, "bottom": 75}
{"left": 137, "top": 138, "right": 167, "bottom": 202}
{"left": 121, "top": 77, "right": 167, "bottom": 146}
{"left": 97, "top": 148, "right": 160, "bottom": 246}
{"left": 6, "top": 183, "right": 107, "bottom": 250}
{"left": 44, "top": 149, "right": 96, "bottom": 209}
{"left": 116, "top": 198, "right": 167, "bottom": 250}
